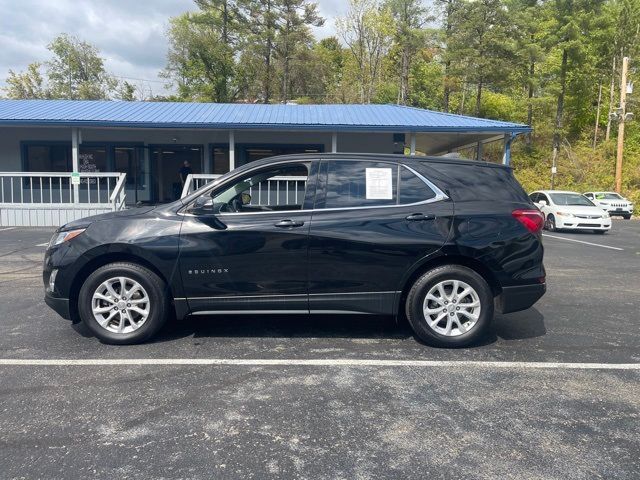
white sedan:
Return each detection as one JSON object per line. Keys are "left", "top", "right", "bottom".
{"left": 529, "top": 190, "right": 611, "bottom": 234}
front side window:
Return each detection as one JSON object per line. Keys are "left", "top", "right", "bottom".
{"left": 323, "top": 161, "right": 398, "bottom": 208}
{"left": 211, "top": 162, "right": 310, "bottom": 214}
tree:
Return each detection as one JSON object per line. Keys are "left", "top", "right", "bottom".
{"left": 46, "top": 34, "right": 117, "bottom": 99}
{"left": 447, "top": 0, "right": 515, "bottom": 116}
{"left": 274, "top": 0, "right": 324, "bottom": 102}
{"left": 4, "top": 63, "right": 46, "bottom": 99}
{"left": 163, "top": 2, "right": 243, "bottom": 102}
{"left": 117, "top": 81, "right": 137, "bottom": 101}
{"left": 434, "top": 0, "right": 462, "bottom": 112}
{"left": 546, "top": 0, "right": 604, "bottom": 186}
{"left": 338, "top": 0, "right": 394, "bottom": 103}
{"left": 508, "top": 0, "right": 550, "bottom": 144}
{"left": 384, "top": 0, "right": 432, "bottom": 104}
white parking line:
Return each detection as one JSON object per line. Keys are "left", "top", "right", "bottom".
{"left": 36, "top": 243, "right": 49, "bottom": 247}
{"left": 0, "top": 358, "right": 638, "bottom": 370}
{"left": 0, "top": 227, "right": 16, "bottom": 232}
{"left": 542, "top": 234, "right": 623, "bottom": 251}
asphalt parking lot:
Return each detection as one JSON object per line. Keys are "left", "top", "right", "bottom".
{"left": 0, "top": 221, "right": 639, "bottom": 479}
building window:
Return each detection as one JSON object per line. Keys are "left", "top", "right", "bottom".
{"left": 78, "top": 146, "right": 108, "bottom": 175}
{"left": 212, "top": 146, "right": 230, "bottom": 174}
{"left": 24, "top": 144, "right": 72, "bottom": 172}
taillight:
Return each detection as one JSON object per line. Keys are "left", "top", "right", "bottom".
{"left": 512, "top": 209, "right": 544, "bottom": 234}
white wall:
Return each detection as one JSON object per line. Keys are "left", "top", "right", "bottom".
{"left": 0, "top": 126, "right": 401, "bottom": 173}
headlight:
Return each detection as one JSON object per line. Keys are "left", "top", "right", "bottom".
{"left": 48, "top": 228, "right": 86, "bottom": 248}
{"left": 556, "top": 212, "right": 574, "bottom": 217}
{"left": 602, "top": 212, "right": 610, "bottom": 218}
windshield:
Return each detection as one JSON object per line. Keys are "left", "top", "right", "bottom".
{"left": 549, "top": 193, "right": 595, "bottom": 206}
{"left": 595, "top": 192, "right": 622, "bottom": 200}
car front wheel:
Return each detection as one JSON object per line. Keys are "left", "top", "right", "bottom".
{"left": 405, "top": 265, "right": 494, "bottom": 347}
{"left": 78, "top": 262, "right": 170, "bottom": 344}
{"left": 544, "top": 214, "right": 556, "bottom": 232}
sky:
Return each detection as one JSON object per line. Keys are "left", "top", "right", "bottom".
{"left": 0, "top": 0, "right": 349, "bottom": 96}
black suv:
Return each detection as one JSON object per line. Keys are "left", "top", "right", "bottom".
{"left": 44, "top": 153, "right": 546, "bottom": 347}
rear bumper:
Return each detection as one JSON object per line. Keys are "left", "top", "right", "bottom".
{"left": 44, "top": 293, "right": 72, "bottom": 320}
{"left": 496, "top": 283, "right": 546, "bottom": 314}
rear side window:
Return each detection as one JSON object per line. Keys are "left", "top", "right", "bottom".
{"left": 323, "top": 161, "right": 398, "bottom": 208}
{"left": 400, "top": 166, "right": 436, "bottom": 204}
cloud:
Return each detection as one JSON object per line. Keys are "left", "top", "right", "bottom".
{"left": 0, "top": 0, "right": 344, "bottom": 94}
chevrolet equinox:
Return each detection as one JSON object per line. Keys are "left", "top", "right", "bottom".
{"left": 44, "top": 153, "right": 546, "bottom": 347}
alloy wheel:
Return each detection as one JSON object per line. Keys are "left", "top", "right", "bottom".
{"left": 422, "top": 279, "right": 481, "bottom": 336}
{"left": 91, "top": 276, "right": 150, "bottom": 334}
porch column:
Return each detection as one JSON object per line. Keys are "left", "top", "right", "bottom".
{"left": 502, "top": 133, "right": 512, "bottom": 166}
{"left": 409, "top": 132, "right": 416, "bottom": 155}
{"left": 331, "top": 132, "right": 338, "bottom": 153}
{"left": 71, "top": 127, "right": 80, "bottom": 203}
{"left": 229, "top": 130, "right": 235, "bottom": 171}
{"left": 476, "top": 141, "right": 483, "bottom": 161}
{"left": 204, "top": 143, "right": 212, "bottom": 174}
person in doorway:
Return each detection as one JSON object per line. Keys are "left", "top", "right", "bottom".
{"left": 179, "top": 160, "right": 193, "bottom": 187}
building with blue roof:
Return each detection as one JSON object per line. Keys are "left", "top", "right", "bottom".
{"left": 0, "top": 100, "right": 529, "bottom": 206}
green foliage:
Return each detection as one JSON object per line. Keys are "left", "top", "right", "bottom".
{"left": 46, "top": 34, "right": 117, "bottom": 100}
{"left": 3, "top": 34, "right": 121, "bottom": 100}
{"left": 4, "top": 63, "right": 46, "bottom": 99}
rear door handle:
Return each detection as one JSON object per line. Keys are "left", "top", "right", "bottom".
{"left": 405, "top": 213, "right": 435, "bottom": 221}
{"left": 274, "top": 219, "right": 305, "bottom": 228}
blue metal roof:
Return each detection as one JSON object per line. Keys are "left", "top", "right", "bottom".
{"left": 0, "top": 99, "right": 530, "bottom": 133}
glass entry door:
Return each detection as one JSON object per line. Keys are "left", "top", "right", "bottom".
{"left": 150, "top": 145, "right": 203, "bottom": 203}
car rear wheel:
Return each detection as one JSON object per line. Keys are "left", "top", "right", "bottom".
{"left": 623, "top": 214, "right": 631, "bottom": 220}
{"left": 405, "top": 265, "right": 494, "bottom": 347}
{"left": 78, "top": 262, "right": 170, "bottom": 344}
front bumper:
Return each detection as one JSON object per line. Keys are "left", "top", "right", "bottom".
{"left": 604, "top": 208, "right": 633, "bottom": 216}
{"left": 44, "top": 292, "right": 72, "bottom": 320}
{"left": 556, "top": 218, "right": 611, "bottom": 230}
{"left": 496, "top": 283, "right": 546, "bottom": 314}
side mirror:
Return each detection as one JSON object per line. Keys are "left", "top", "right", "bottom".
{"left": 192, "top": 195, "right": 215, "bottom": 215}
{"left": 538, "top": 200, "right": 547, "bottom": 206}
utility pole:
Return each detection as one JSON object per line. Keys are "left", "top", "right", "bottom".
{"left": 593, "top": 81, "right": 603, "bottom": 149}
{"left": 614, "top": 57, "right": 629, "bottom": 193}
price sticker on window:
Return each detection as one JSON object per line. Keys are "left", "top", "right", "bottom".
{"left": 365, "top": 168, "right": 393, "bottom": 200}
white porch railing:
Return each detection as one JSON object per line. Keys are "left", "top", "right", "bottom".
{"left": 0, "top": 171, "right": 127, "bottom": 227}
{"left": 181, "top": 173, "right": 308, "bottom": 207}
{"left": 180, "top": 174, "right": 223, "bottom": 198}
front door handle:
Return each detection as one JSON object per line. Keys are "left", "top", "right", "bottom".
{"left": 405, "top": 213, "right": 435, "bottom": 221}
{"left": 274, "top": 219, "right": 305, "bottom": 228}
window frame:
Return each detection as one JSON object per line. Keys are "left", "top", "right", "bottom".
{"left": 182, "top": 158, "right": 448, "bottom": 217}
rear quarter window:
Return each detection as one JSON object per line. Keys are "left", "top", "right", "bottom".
{"left": 399, "top": 167, "right": 436, "bottom": 204}
{"left": 417, "top": 162, "right": 530, "bottom": 203}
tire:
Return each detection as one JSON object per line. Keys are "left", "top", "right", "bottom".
{"left": 594, "top": 230, "right": 607, "bottom": 234}
{"left": 623, "top": 214, "right": 631, "bottom": 220}
{"left": 78, "top": 262, "right": 170, "bottom": 344}
{"left": 405, "top": 265, "right": 494, "bottom": 348}
{"left": 544, "top": 214, "right": 556, "bottom": 232}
